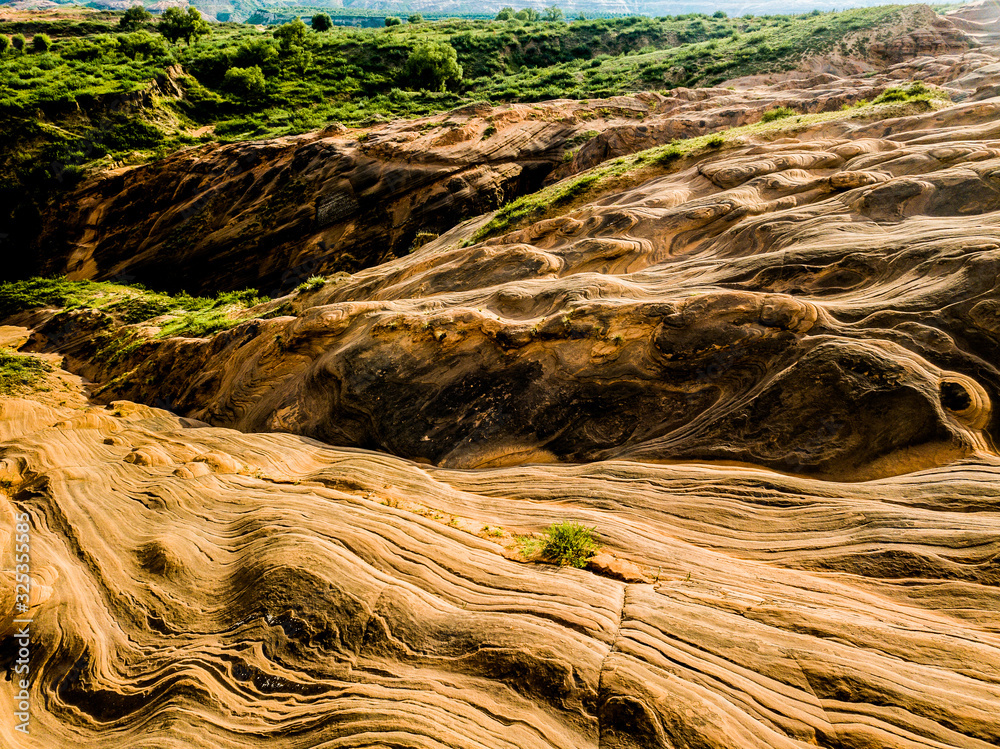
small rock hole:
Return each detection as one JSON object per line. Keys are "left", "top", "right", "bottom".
{"left": 940, "top": 381, "right": 972, "bottom": 412}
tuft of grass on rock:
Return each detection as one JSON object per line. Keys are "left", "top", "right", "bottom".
{"left": 760, "top": 106, "right": 796, "bottom": 123}
{"left": 0, "top": 349, "right": 53, "bottom": 395}
{"left": 540, "top": 521, "right": 600, "bottom": 568}
{"left": 872, "top": 80, "right": 942, "bottom": 105}
{"left": 297, "top": 276, "right": 328, "bottom": 293}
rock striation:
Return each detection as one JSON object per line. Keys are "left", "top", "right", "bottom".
{"left": 1, "top": 390, "right": 1000, "bottom": 748}
{"left": 23, "top": 57, "right": 1000, "bottom": 480}
{"left": 5, "top": 15, "right": 1000, "bottom": 749}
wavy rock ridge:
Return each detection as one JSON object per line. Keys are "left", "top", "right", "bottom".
{"left": 1, "top": 397, "right": 1000, "bottom": 748}
{"left": 30, "top": 58, "right": 1000, "bottom": 480}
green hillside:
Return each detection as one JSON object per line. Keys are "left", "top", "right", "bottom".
{"left": 0, "top": 4, "right": 930, "bottom": 247}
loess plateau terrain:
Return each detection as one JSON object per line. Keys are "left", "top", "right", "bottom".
{"left": 4, "top": 3, "right": 1000, "bottom": 749}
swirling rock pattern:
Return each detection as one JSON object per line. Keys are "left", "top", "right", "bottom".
{"left": 5, "top": 25, "right": 1000, "bottom": 749}
{"left": 25, "top": 56, "right": 1000, "bottom": 480}
{"left": 1, "top": 393, "right": 1000, "bottom": 748}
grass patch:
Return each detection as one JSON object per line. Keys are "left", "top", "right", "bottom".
{"left": 0, "top": 278, "right": 268, "bottom": 339}
{"left": 760, "top": 105, "right": 795, "bottom": 122}
{"left": 0, "top": 348, "right": 53, "bottom": 394}
{"left": 872, "top": 80, "right": 940, "bottom": 105}
{"left": 540, "top": 521, "right": 600, "bottom": 568}
{"left": 296, "top": 275, "right": 327, "bottom": 293}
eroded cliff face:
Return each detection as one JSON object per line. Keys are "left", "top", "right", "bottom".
{"left": 30, "top": 22, "right": 986, "bottom": 296}
{"left": 21, "top": 54, "right": 1000, "bottom": 480}
{"left": 35, "top": 100, "right": 642, "bottom": 295}
{"left": 4, "top": 26, "right": 1000, "bottom": 749}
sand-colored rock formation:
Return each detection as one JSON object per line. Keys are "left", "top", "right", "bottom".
{"left": 6, "top": 12, "right": 1000, "bottom": 748}
{"left": 21, "top": 55, "right": 1000, "bottom": 481}
{"left": 1, "top": 381, "right": 1000, "bottom": 748}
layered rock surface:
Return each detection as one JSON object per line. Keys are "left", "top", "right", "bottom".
{"left": 1, "top": 386, "right": 1000, "bottom": 748}
{"left": 23, "top": 55, "right": 1000, "bottom": 480}
{"left": 31, "top": 29, "right": 991, "bottom": 296}
{"left": 5, "top": 19, "right": 1000, "bottom": 749}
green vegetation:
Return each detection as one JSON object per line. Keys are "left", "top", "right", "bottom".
{"left": 540, "top": 521, "right": 600, "bottom": 568}
{"left": 223, "top": 64, "right": 266, "bottom": 98}
{"left": 0, "top": 4, "right": 941, "bottom": 254}
{"left": 311, "top": 13, "right": 332, "bottom": 32}
{"left": 760, "top": 105, "right": 796, "bottom": 122}
{"left": 405, "top": 41, "right": 463, "bottom": 91}
{"left": 0, "top": 5, "right": 918, "bottom": 129}
{"left": 872, "top": 79, "right": 938, "bottom": 104}
{"left": 0, "top": 349, "right": 52, "bottom": 394}
{"left": 296, "top": 276, "right": 327, "bottom": 292}
{"left": 31, "top": 33, "right": 52, "bottom": 52}
{"left": 0, "top": 278, "right": 267, "bottom": 338}
{"left": 159, "top": 7, "right": 211, "bottom": 45}
{"left": 119, "top": 6, "right": 152, "bottom": 31}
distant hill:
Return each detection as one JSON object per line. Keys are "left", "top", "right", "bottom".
{"left": 0, "top": 0, "right": 943, "bottom": 24}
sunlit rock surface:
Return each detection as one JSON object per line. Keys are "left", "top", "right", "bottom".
{"left": 5, "top": 20, "right": 1000, "bottom": 749}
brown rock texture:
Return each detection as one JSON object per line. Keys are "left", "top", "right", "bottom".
{"left": 1, "top": 391, "right": 1000, "bottom": 748}
{"left": 5, "top": 17, "right": 1000, "bottom": 749}
{"left": 28, "top": 54, "right": 1000, "bottom": 481}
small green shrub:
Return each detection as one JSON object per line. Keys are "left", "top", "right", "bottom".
{"left": 0, "top": 35, "right": 11, "bottom": 56}
{"left": 119, "top": 5, "right": 153, "bottom": 31}
{"left": 233, "top": 37, "right": 279, "bottom": 73}
{"left": 117, "top": 31, "right": 167, "bottom": 60}
{"left": 872, "top": 81, "right": 940, "bottom": 106}
{"left": 311, "top": 13, "right": 332, "bottom": 32}
{"left": 223, "top": 65, "right": 267, "bottom": 98}
{"left": 404, "top": 41, "right": 463, "bottom": 91}
{"left": 297, "top": 275, "right": 327, "bottom": 292}
{"left": 873, "top": 86, "right": 908, "bottom": 104}
{"left": 31, "top": 34, "right": 52, "bottom": 53}
{"left": 705, "top": 134, "right": 725, "bottom": 148}
{"left": 11, "top": 34, "right": 25, "bottom": 51}
{"left": 760, "top": 106, "right": 795, "bottom": 123}
{"left": 541, "top": 521, "right": 599, "bottom": 568}
{"left": 105, "top": 296, "right": 172, "bottom": 324}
